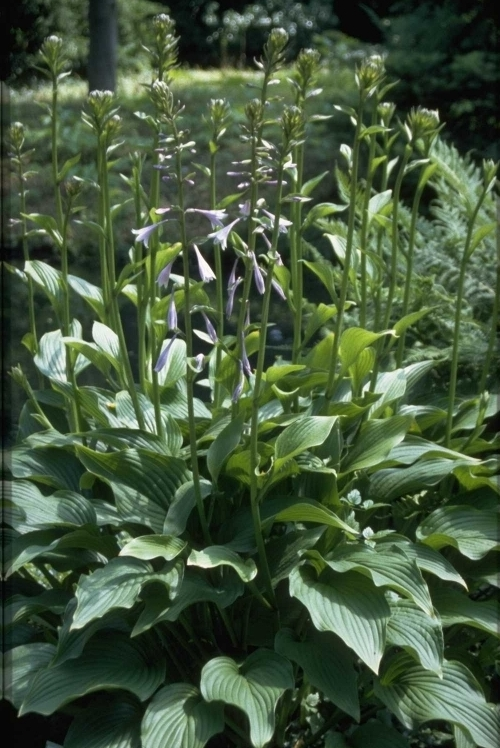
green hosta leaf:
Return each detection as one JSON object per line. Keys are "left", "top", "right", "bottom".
{"left": 76, "top": 446, "right": 191, "bottom": 525}
{"left": 327, "top": 544, "right": 434, "bottom": 615}
{"left": 341, "top": 415, "right": 413, "bottom": 473}
{"left": 132, "top": 569, "right": 243, "bottom": 634}
{"left": 416, "top": 505, "right": 500, "bottom": 560}
{"left": 339, "top": 327, "right": 395, "bottom": 373}
{"left": 302, "top": 303, "right": 338, "bottom": 346}
{"left": 24, "top": 260, "right": 63, "bottom": 309}
{"left": 393, "top": 308, "right": 435, "bottom": 337}
{"left": 119, "top": 535, "right": 186, "bottom": 562}
{"left": 92, "top": 321, "right": 121, "bottom": 361}
{"left": 375, "top": 655, "right": 500, "bottom": 748}
{"left": 35, "top": 325, "right": 90, "bottom": 381}
{"left": 206, "top": 414, "right": 245, "bottom": 484}
{"left": 289, "top": 563, "right": 390, "bottom": 672}
{"left": 275, "top": 628, "right": 359, "bottom": 720}
{"left": 431, "top": 586, "right": 499, "bottom": 637}
{"left": 72, "top": 557, "right": 181, "bottom": 629}
{"left": 378, "top": 538, "right": 467, "bottom": 588}
{"left": 10, "top": 446, "right": 83, "bottom": 492}
{"left": 454, "top": 724, "right": 476, "bottom": 748}
{"left": 368, "top": 369, "right": 407, "bottom": 417}
{"left": 20, "top": 633, "right": 166, "bottom": 716}
{"left": 67, "top": 274, "right": 105, "bottom": 321}
{"left": 62, "top": 340, "right": 113, "bottom": 379}
{"left": 64, "top": 692, "right": 142, "bottom": 748}
{"left": 274, "top": 500, "right": 358, "bottom": 537}
{"left": 142, "top": 684, "right": 224, "bottom": 748}
{"left": 4, "top": 643, "right": 56, "bottom": 709}
{"left": 163, "top": 479, "right": 212, "bottom": 536}
{"left": 386, "top": 596, "right": 443, "bottom": 674}
{"left": 80, "top": 427, "right": 171, "bottom": 455}
{"left": 6, "top": 589, "right": 70, "bottom": 627}
{"left": 200, "top": 650, "right": 294, "bottom": 748}
{"left": 303, "top": 261, "right": 338, "bottom": 302}
{"left": 156, "top": 338, "right": 187, "bottom": 388}
{"left": 6, "top": 480, "right": 96, "bottom": 532}
{"left": 274, "top": 416, "right": 337, "bottom": 471}
{"left": 370, "top": 458, "right": 474, "bottom": 501}
{"left": 187, "top": 545, "right": 257, "bottom": 583}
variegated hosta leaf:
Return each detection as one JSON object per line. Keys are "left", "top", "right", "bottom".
{"left": 386, "top": 595, "right": 443, "bottom": 674}
{"left": 141, "top": 684, "right": 224, "bottom": 748}
{"left": 64, "top": 692, "right": 142, "bottom": 748}
{"left": 326, "top": 543, "right": 434, "bottom": 615}
{"left": 72, "top": 556, "right": 182, "bottom": 629}
{"left": 416, "top": 505, "right": 500, "bottom": 559}
{"left": 289, "top": 562, "right": 390, "bottom": 673}
{"left": 200, "top": 649, "right": 294, "bottom": 748}
{"left": 119, "top": 535, "right": 187, "bottom": 562}
{"left": 275, "top": 628, "right": 359, "bottom": 720}
{"left": 20, "top": 633, "right": 166, "bottom": 716}
{"left": 375, "top": 654, "right": 500, "bottom": 748}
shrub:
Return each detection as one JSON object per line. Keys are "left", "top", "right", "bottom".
{"left": 5, "top": 16, "right": 500, "bottom": 748}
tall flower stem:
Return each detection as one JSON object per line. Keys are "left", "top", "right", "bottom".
{"left": 445, "top": 177, "right": 493, "bottom": 447}
{"left": 479, "top": 198, "right": 500, "bottom": 394}
{"left": 325, "top": 99, "right": 365, "bottom": 399}
{"left": 358, "top": 104, "right": 379, "bottom": 328}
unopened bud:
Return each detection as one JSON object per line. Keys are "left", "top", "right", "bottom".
{"left": 356, "top": 54, "right": 386, "bottom": 95}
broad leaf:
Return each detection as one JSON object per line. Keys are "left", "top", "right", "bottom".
{"left": 341, "top": 415, "right": 413, "bottom": 473}
{"left": 289, "top": 563, "right": 390, "bottom": 672}
{"left": 275, "top": 628, "right": 359, "bottom": 719}
{"left": 339, "top": 327, "right": 394, "bottom": 373}
{"left": 431, "top": 586, "right": 499, "bottom": 637}
{"left": 416, "top": 505, "right": 500, "bottom": 560}
{"left": 64, "top": 692, "right": 142, "bottom": 748}
{"left": 119, "top": 535, "right": 186, "bottom": 562}
{"left": 326, "top": 543, "right": 434, "bottom": 615}
{"left": 20, "top": 633, "right": 166, "bottom": 715}
{"left": 200, "top": 650, "right": 294, "bottom": 748}
{"left": 375, "top": 655, "right": 500, "bottom": 748}
{"left": 6, "top": 480, "right": 96, "bottom": 532}
{"left": 274, "top": 500, "right": 358, "bottom": 536}
{"left": 206, "top": 414, "right": 244, "bottom": 484}
{"left": 163, "top": 479, "right": 212, "bottom": 536}
{"left": 370, "top": 458, "right": 475, "bottom": 501}
{"left": 4, "top": 642, "right": 56, "bottom": 709}
{"left": 274, "top": 416, "right": 337, "bottom": 471}
{"left": 187, "top": 545, "right": 257, "bottom": 583}
{"left": 386, "top": 596, "right": 443, "bottom": 673}
{"left": 141, "top": 684, "right": 224, "bottom": 748}
{"left": 72, "top": 557, "right": 181, "bottom": 629}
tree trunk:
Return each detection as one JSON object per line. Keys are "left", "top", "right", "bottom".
{"left": 88, "top": 0, "right": 117, "bottom": 92}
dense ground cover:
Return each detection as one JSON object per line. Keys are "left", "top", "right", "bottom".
{"left": 4, "top": 16, "right": 500, "bottom": 748}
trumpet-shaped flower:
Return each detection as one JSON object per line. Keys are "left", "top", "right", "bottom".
{"left": 208, "top": 218, "right": 241, "bottom": 250}
{"left": 157, "top": 261, "right": 173, "bottom": 287}
{"left": 250, "top": 251, "right": 265, "bottom": 295}
{"left": 132, "top": 210, "right": 173, "bottom": 247}
{"left": 186, "top": 208, "right": 227, "bottom": 229}
{"left": 202, "top": 312, "right": 217, "bottom": 343}
{"left": 231, "top": 362, "right": 244, "bottom": 403}
{"left": 167, "top": 291, "right": 177, "bottom": 330}
{"left": 193, "top": 244, "right": 216, "bottom": 282}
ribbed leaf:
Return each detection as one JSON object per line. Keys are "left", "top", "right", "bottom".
{"left": 5, "top": 480, "right": 96, "bottom": 532}
{"left": 64, "top": 692, "right": 142, "bottom": 748}
{"left": 378, "top": 538, "right": 467, "bottom": 588}
{"left": 274, "top": 416, "right": 337, "bottom": 471}
{"left": 76, "top": 447, "right": 191, "bottom": 521}
{"left": 163, "top": 479, "right": 212, "bottom": 536}
{"left": 370, "top": 458, "right": 474, "bottom": 501}
{"left": 24, "top": 260, "right": 63, "bottom": 309}
{"left": 188, "top": 545, "right": 257, "bottom": 583}
{"left": 431, "top": 586, "right": 499, "bottom": 637}
{"left": 200, "top": 650, "right": 294, "bottom": 748}
{"left": 368, "top": 369, "right": 407, "bottom": 418}
{"left": 132, "top": 569, "right": 243, "bottom": 635}
{"left": 6, "top": 589, "right": 70, "bottom": 627}
{"left": 339, "top": 327, "right": 394, "bottom": 372}
{"left": 10, "top": 446, "right": 84, "bottom": 492}
{"left": 341, "top": 415, "right": 413, "bottom": 472}
{"left": 289, "top": 563, "right": 390, "bottom": 672}
{"left": 141, "top": 684, "right": 224, "bottom": 748}
{"left": 20, "top": 633, "right": 166, "bottom": 716}
{"left": 274, "top": 500, "right": 358, "bottom": 536}
{"left": 67, "top": 274, "right": 105, "bottom": 321}
{"left": 206, "top": 414, "right": 245, "bottom": 484}
{"left": 375, "top": 655, "right": 500, "bottom": 748}
{"left": 4, "top": 642, "right": 56, "bottom": 709}
{"left": 72, "top": 557, "right": 181, "bottom": 629}
{"left": 275, "top": 628, "right": 359, "bottom": 719}
{"left": 386, "top": 596, "right": 443, "bottom": 673}
{"left": 326, "top": 544, "right": 434, "bottom": 615}
{"left": 156, "top": 337, "right": 187, "bottom": 387}
{"left": 92, "top": 321, "right": 122, "bottom": 364}
{"left": 416, "top": 505, "right": 499, "bottom": 560}
{"left": 35, "top": 325, "right": 90, "bottom": 381}
{"left": 120, "top": 535, "right": 186, "bottom": 562}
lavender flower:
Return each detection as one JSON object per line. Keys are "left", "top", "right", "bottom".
{"left": 193, "top": 244, "right": 216, "bottom": 282}
{"left": 157, "top": 261, "right": 173, "bottom": 287}
{"left": 208, "top": 218, "right": 241, "bottom": 250}
{"left": 202, "top": 312, "right": 217, "bottom": 343}
{"left": 231, "top": 362, "right": 244, "bottom": 403}
{"left": 132, "top": 212, "right": 172, "bottom": 248}
{"left": 186, "top": 208, "right": 227, "bottom": 229}
{"left": 226, "top": 277, "right": 243, "bottom": 318}
{"left": 240, "top": 334, "right": 252, "bottom": 375}
{"left": 189, "top": 353, "right": 205, "bottom": 373}
{"left": 250, "top": 252, "right": 265, "bottom": 295}
{"left": 154, "top": 334, "right": 178, "bottom": 372}
{"left": 262, "top": 209, "right": 292, "bottom": 234}
{"left": 167, "top": 291, "right": 177, "bottom": 330}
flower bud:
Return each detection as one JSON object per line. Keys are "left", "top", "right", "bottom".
{"left": 86, "top": 90, "right": 117, "bottom": 132}
{"left": 39, "top": 35, "right": 68, "bottom": 76}
{"left": 206, "top": 98, "right": 232, "bottom": 143}
{"left": 404, "top": 107, "right": 440, "bottom": 144}
{"left": 356, "top": 54, "right": 386, "bottom": 96}
{"left": 64, "top": 177, "right": 83, "bottom": 199}
{"left": 377, "top": 101, "right": 396, "bottom": 126}
{"left": 281, "top": 105, "right": 304, "bottom": 149}
{"left": 293, "top": 48, "right": 321, "bottom": 99}
{"left": 9, "top": 122, "right": 25, "bottom": 151}
{"left": 262, "top": 27, "right": 289, "bottom": 72}
{"left": 482, "top": 158, "right": 498, "bottom": 188}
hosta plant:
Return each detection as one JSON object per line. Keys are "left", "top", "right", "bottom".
{"left": 5, "top": 17, "right": 500, "bottom": 748}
